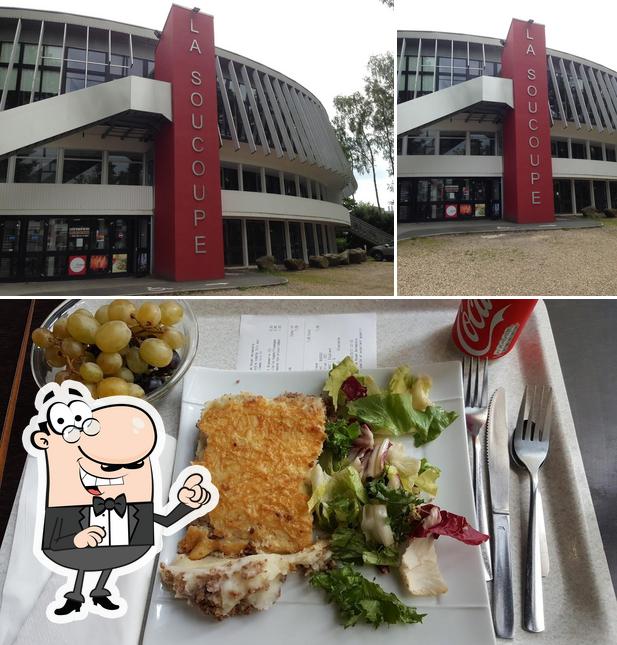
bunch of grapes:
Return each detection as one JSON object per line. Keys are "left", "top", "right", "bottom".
{"left": 32, "top": 299, "right": 186, "bottom": 399}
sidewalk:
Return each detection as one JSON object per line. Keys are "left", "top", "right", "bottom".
{"left": 0, "top": 269, "right": 287, "bottom": 297}
{"left": 397, "top": 216, "right": 602, "bottom": 240}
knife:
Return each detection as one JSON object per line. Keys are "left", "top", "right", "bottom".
{"left": 486, "top": 387, "right": 514, "bottom": 639}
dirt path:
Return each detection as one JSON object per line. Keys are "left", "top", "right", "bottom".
{"left": 397, "top": 224, "right": 617, "bottom": 295}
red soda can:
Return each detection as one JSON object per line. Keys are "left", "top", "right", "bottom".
{"left": 452, "top": 299, "right": 537, "bottom": 359}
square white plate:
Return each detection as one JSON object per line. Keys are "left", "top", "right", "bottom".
{"left": 142, "top": 363, "right": 495, "bottom": 645}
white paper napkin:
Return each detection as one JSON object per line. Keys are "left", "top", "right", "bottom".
{"left": 0, "top": 435, "right": 177, "bottom": 645}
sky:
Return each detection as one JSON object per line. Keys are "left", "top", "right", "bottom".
{"left": 7, "top": 0, "right": 394, "bottom": 206}
{"left": 396, "top": 0, "right": 617, "bottom": 73}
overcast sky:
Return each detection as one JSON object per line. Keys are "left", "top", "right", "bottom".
{"left": 8, "top": 0, "right": 394, "bottom": 206}
{"left": 397, "top": 0, "right": 617, "bottom": 72}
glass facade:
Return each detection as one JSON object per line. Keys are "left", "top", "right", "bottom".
{"left": 403, "top": 130, "right": 498, "bottom": 156}
{"left": 553, "top": 179, "right": 573, "bottom": 214}
{"left": 398, "top": 177, "right": 501, "bottom": 222}
{"left": 0, "top": 216, "right": 150, "bottom": 280}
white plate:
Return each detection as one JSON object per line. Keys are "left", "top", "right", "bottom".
{"left": 142, "top": 364, "right": 495, "bottom": 645}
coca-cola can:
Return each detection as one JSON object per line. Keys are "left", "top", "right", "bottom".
{"left": 452, "top": 299, "right": 537, "bottom": 359}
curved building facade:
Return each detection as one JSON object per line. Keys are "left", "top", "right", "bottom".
{"left": 0, "top": 5, "right": 355, "bottom": 281}
{"left": 397, "top": 19, "right": 617, "bottom": 223}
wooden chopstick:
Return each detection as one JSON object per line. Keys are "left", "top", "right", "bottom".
{"left": 0, "top": 300, "right": 36, "bottom": 490}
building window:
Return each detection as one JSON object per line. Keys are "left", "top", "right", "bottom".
{"left": 243, "top": 167, "right": 262, "bottom": 192}
{"left": 470, "top": 133, "right": 496, "bottom": 156}
{"left": 407, "top": 131, "right": 435, "bottom": 155}
{"left": 288, "top": 222, "right": 303, "bottom": 258}
{"left": 0, "top": 158, "right": 7, "bottom": 182}
{"left": 590, "top": 144, "right": 604, "bottom": 161}
{"left": 63, "top": 150, "right": 102, "bottom": 184}
{"left": 606, "top": 145, "right": 617, "bottom": 162}
{"left": 553, "top": 179, "right": 573, "bottom": 214}
{"left": 245, "top": 219, "right": 267, "bottom": 264}
{"left": 299, "top": 178, "right": 308, "bottom": 198}
{"left": 108, "top": 152, "right": 144, "bottom": 185}
{"left": 223, "top": 219, "right": 243, "bottom": 266}
{"left": 610, "top": 182, "right": 617, "bottom": 208}
{"left": 574, "top": 180, "right": 592, "bottom": 211}
{"left": 305, "top": 223, "right": 316, "bottom": 256}
{"left": 551, "top": 138, "right": 569, "bottom": 158}
{"left": 571, "top": 141, "right": 587, "bottom": 160}
{"left": 266, "top": 172, "right": 281, "bottom": 194}
{"left": 220, "top": 164, "right": 239, "bottom": 190}
{"left": 593, "top": 181, "right": 608, "bottom": 210}
{"left": 439, "top": 132, "right": 466, "bottom": 156}
{"left": 14, "top": 147, "right": 57, "bottom": 183}
{"left": 284, "top": 175, "right": 296, "bottom": 196}
{"left": 268, "top": 220, "right": 286, "bottom": 262}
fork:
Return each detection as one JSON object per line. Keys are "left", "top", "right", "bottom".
{"left": 512, "top": 385, "right": 553, "bottom": 633}
{"left": 463, "top": 356, "right": 492, "bottom": 581}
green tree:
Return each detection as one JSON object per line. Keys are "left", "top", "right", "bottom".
{"left": 365, "top": 53, "right": 394, "bottom": 177}
{"left": 333, "top": 92, "right": 383, "bottom": 210}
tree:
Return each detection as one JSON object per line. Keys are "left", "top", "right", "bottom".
{"left": 365, "top": 53, "right": 394, "bottom": 178}
{"left": 333, "top": 92, "right": 383, "bottom": 210}
{"left": 379, "top": 0, "right": 394, "bottom": 7}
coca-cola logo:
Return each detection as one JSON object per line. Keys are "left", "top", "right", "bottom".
{"left": 455, "top": 300, "right": 511, "bottom": 356}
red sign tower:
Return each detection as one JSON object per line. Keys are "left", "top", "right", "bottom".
{"left": 154, "top": 5, "right": 225, "bottom": 281}
{"left": 501, "top": 19, "right": 555, "bottom": 224}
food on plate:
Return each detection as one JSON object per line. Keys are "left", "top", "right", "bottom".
{"left": 161, "top": 540, "right": 330, "bottom": 618}
{"left": 179, "top": 393, "right": 326, "bottom": 558}
{"left": 161, "top": 357, "right": 488, "bottom": 628}
{"left": 31, "top": 299, "right": 186, "bottom": 399}
{"left": 307, "top": 357, "right": 488, "bottom": 627}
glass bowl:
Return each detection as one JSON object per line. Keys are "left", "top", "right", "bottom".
{"left": 30, "top": 299, "right": 199, "bottom": 405}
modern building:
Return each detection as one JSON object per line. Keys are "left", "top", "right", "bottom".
{"left": 0, "top": 5, "right": 355, "bottom": 282}
{"left": 397, "top": 19, "right": 617, "bottom": 224}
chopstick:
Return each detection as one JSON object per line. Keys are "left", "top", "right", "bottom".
{"left": 0, "top": 300, "right": 36, "bottom": 490}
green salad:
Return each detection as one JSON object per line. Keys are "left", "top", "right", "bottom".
{"left": 308, "top": 357, "right": 488, "bottom": 628}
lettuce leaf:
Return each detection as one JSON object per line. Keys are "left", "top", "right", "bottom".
{"left": 388, "top": 366, "right": 432, "bottom": 411}
{"left": 331, "top": 527, "right": 400, "bottom": 566}
{"left": 413, "top": 458, "right": 441, "bottom": 497}
{"left": 324, "top": 356, "right": 359, "bottom": 410}
{"left": 348, "top": 393, "right": 458, "bottom": 446}
{"left": 310, "top": 565, "right": 425, "bottom": 628}
{"left": 321, "top": 419, "right": 361, "bottom": 472}
{"left": 366, "top": 478, "right": 420, "bottom": 542}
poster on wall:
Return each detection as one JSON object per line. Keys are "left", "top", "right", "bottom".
{"left": 112, "top": 253, "right": 128, "bottom": 273}
{"left": 67, "top": 255, "right": 87, "bottom": 276}
{"left": 459, "top": 204, "right": 473, "bottom": 216}
{"left": 444, "top": 203, "right": 458, "bottom": 219}
{"left": 475, "top": 203, "right": 486, "bottom": 217}
{"left": 90, "top": 255, "right": 109, "bottom": 272}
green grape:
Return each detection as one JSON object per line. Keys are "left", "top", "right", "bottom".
{"left": 32, "top": 328, "right": 55, "bottom": 348}
{"left": 80, "top": 362, "right": 103, "bottom": 384}
{"left": 61, "top": 337, "right": 84, "bottom": 359}
{"left": 139, "top": 338, "right": 173, "bottom": 367}
{"left": 54, "top": 370, "right": 72, "bottom": 384}
{"left": 107, "top": 299, "right": 136, "bottom": 325}
{"left": 161, "top": 328, "right": 185, "bottom": 349}
{"left": 160, "top": 301, "right": 184, "bottom": 326}
{"left": 45, "top": 346, "right": 66, "bottom": 368}
{"left": 84, "top": 382, "right": 98, "bottom": 398}
{"left": 136, "top": 302, "right": 161, "bottom": 327}
{"left": 67, "top": 311, "right": 100, "bottom": 345}
{"left": 96, "top": 352, "right": 123, "bottom": 375}
{"left": 97, "top": 377, "right": 129, "bottom": 397}
{"left": 95, "top": 320, "right": 132, "bottom": 353}
{"left": 126, "top": 346, "right": 149, "bottom": 374}
{"left": 52, "top": 317, "right": 70, "bottom": 339}
{"left": 95, "top": 304, "right": 110, "bottom": 324}
{"left": 73, "top": 308, "right": 94, "bottom": 318}
{"left": 115, "top": 366, "right": 135, "bottom": 383}
{"left": 127, "top": 383, "right": 145, "bottom": 398}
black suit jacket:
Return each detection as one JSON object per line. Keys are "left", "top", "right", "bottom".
{"left": 42, "top": 501, "right": 193, "bottom": 551}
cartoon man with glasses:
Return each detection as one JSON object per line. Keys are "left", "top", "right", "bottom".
{"left": 23, "top": 380, "right": 218, "bottom": 622}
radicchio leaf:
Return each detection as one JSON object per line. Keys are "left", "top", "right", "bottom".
{"left": 341, "top": 376, "right": 368, "bottom": 402}
{"left": 413, "top": 504, "right": 489, "bottom": 546}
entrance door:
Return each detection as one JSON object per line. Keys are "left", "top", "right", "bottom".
{"left": 0, "top": 219, "right": 21, "bottom": 279}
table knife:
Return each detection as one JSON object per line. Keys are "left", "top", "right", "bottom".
{"left": 486, "top": 387, "right": 514, "bottom": 639}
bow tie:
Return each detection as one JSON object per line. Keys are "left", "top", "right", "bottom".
{"left": 92, "top": 494, "right": 127, "bottom": 518}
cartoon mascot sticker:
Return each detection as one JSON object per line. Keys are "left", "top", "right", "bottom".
{"left": 23, "top": 380, "right": 218, "bottom": 623}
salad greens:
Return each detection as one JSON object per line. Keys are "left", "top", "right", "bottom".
{"left": 309, "top": 566, "right": 426, "bottom": 628}
{"left": 309, "top": 356, "right": 487, "bottom": 629}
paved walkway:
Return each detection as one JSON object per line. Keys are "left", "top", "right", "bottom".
{"left": 397, "top": 216, "right": 602, "bottom": 240}
{"left": 0, "top": 269, "right": 287, "bottom": 296}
